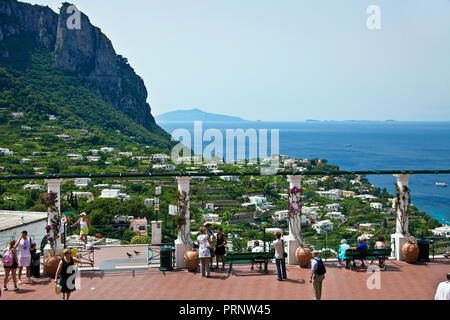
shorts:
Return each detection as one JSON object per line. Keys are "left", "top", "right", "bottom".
{"left": 80, "top": 227, "right": 89, "bottom": 236}
{"left": 18, "top": 255, "right": 31, "bottom": 267}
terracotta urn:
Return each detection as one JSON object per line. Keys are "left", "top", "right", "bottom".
{"left": 296, "top": 246, "right": 312, "bottom": 268}
{"left": 44, "top": 255, "right": 61, "bottom": 277}
{"left": 402, "top": 241, "right": 419, "bottom": 263}
{"left": 184, "top": 250, "right": 200, "bottom": 272}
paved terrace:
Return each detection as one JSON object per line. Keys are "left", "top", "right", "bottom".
{"left": 1, "top": 258, "right": 448, "bottom": 300}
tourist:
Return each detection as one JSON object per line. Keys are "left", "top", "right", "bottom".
{"left": 214, "top": 227, "right": 227, "bottom": 270}
{"left": 310, "top": 250, "right": 326, "bottom": 300}
{"left": 14, "top": 230, "right": 34, "bottom": 284}
{"left": 349, "top": 236, "right": 368, "bottom": 268}
{"left": 251, "top": 240, "right": 264, "bottom": 270}
{"left": 336, "top": 239, "right": 350, "bottom": 268}
{"left": 2, "top": 240, "right": 19, "bottom": 291}
{"left": 71, "top": 212, "right": 90, "bottom": 248}
{"left": 273, "top": 232, "right": 287, "bottom": 281}
{"left": 197, "top": 227, "right": 212, "bottom": 278}
{"left": 55, "top": 248, "right": 94, "bottom": 300}
{"left": 205, "top": 223, "right": 216, "bottom": 270}
{"left": 372, "top": 234, "right": 387, "bottom": 267}
{"left": 435, "top": 273, "right": 450, "bottom": 300}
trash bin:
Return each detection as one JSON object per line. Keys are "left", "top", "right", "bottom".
{"left": 417, "top": 239, "right": 431, "bottom": 262}
{"left": 159, "top": 246, "right": 173, "bottom": 271}
{"left": 30, "top": 250, "right": 41, "bottom": 278}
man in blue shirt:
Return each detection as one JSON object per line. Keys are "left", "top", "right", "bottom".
{"left": 350, "top": 236, "right": 368, "bottom": 268}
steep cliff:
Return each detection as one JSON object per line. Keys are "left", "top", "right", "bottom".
{"left": 0, "top": 0, "right": 164, "bottom": 139}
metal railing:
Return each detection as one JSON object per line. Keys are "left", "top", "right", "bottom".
{"left": 1, "top": 169, "right": 450, "bottom": 181}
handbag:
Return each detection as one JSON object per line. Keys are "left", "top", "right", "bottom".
{"left": 282, "top": 240, "right": 288, "bottom": 259}
{"left": 55, "top": 283, "right": 62, "bottom": 295}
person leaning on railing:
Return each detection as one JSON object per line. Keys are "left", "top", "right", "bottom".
{"left": 71, "top": 213, "right": 90, "bottom": 249}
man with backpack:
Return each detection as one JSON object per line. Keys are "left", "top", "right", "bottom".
{"left": 310, "top": 250, "right": 326, "bottom": 300}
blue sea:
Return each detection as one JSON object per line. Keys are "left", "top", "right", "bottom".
{"left": 158, "top": 121, "right": 450, "bottom": 225}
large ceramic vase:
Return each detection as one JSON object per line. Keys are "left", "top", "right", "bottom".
{"left": 402, "top": 241, "right": 419, "bottom": 263}
{"left": 296, "top": 246, "right": 312, "bottom": 268}
{"left": 184, "top": 250, "right": 200, "bottom": 272}
{"left": 44, "top": 255, "right": 61, "bottom": 277}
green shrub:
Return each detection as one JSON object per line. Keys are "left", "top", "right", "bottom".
{"left": 130, "top": 235, "right": 151, "bottom": 244}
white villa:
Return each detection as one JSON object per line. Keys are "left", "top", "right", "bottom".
{"left": 432, "top": 225, "right": 450, "bottom": 238}
{"left": 370, "top": 202, "right": 383, "bottom": 210}
{"left": 355, "top": 194, "right": 378, "bottom": 201}
{"left": 203, "top": 214, "right": 221, "bottom": 225}
{"left": 0, "top": 148, "right": 13, "bottom": 156}
{"left": 359, "top": 223, "right": 376, "bottom": 231}
{"left": 67, "top": 154, "right": 83, "bottom": 160}
{"left": 312, "top": 220, "right": 334, "bottom": 234}
{"left": 118, "top": 152, "right": 133, "bottom": 157}
{"left": 325, "top": 212, "right": 345, "bottom": 222}
{"left": 11, "top": 112, "right": 24, "bottom": 118}
{"left": 205, "top": 163, "right": 218, "bottom": 170}
{"left": 220, "top": 175, "right": 239, "bottom": 182}
{"left": 86, "top": 156, "right": 100, "bottom": 162}
{"left": 100, "top": 189, "right": 130, "bottom": 201}
{"left": 71, "top": 192, "right": 94, "bottom": 202}
{"left": 100, "top": 147, "right": 115, "bottom": 153}
{"left": 57, "top": 134, "right": 71, "bottom": 143}
{"left": 303, "top": 179, "right": 318, "bottom": 186}
{"left": 273, "top": 210, "right": 289, "bottom": 221}
{"left": 316, "top": 190, "right": 340, "bottom": 201}
{"left": 23, "top": 184, "right": 43, "bottom": 191}
{"left": 341, "top": 190, "right": 356, "bottom": 198}
{"left": 325, "top": 203, "right": 341, "bottom": 212}
{"left": 74, "top": 178, "right": 91, "bottom": 188}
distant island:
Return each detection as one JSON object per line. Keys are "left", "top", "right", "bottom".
{"left": 155, "top": 108, "right": 249, "bottom": 122}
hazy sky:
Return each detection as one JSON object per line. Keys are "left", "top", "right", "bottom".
{"left": 25, "top": 0, "right": 450, "bottom": 121}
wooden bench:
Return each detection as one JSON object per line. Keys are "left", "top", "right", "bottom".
{"left": 225, "top": 252, "right": 274, "bottom": 274}
{"left": 343, "top": 248, "right": 391, "bottom": 270}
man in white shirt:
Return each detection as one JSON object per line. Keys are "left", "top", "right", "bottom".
{"left": 273, "top": 232, "right": 287, "bottom": 281}
{"left": 251, "top": 241, "right": 264, "bottom": 270}
{"left": 435, "top": 273, "right": 450, "bottom": 300}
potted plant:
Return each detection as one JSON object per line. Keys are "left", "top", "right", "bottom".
{"left": 402, "top": 236, "right": 419, "bottom": 264}
{"left": 296, "top": 246, "right": 312, "bottom": 268}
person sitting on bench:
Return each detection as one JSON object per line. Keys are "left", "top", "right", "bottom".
{"left": 371, "top": 234, "right": 387, "bottom": 267}
{"left": 349, "top": 236, "right": 368, "bottom": 268}
{"left": 337, "top": 239, "right": 350, "bottom": 268}
{"left": 251, "top": 241, "right": 264, "bottom": 270}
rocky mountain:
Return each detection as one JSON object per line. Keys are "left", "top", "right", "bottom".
{"left": 0, "top": 0, "right": 169, "bottom": 144}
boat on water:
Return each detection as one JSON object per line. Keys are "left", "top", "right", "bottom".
{"left": 435, "top": 182, "right": 448, "bottom": 187}
{"left": 344, "top": 144, "right": 352, "bottom": 148}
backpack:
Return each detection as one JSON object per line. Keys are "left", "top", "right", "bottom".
{"left": 2, "top": 248, "right": 14, "bottom": 267}
{"left": 315, "top": 257, "right": 326, "bottom": 276}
